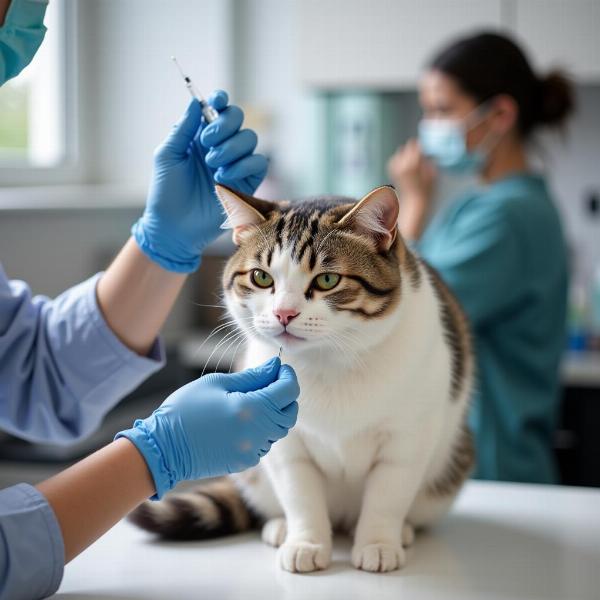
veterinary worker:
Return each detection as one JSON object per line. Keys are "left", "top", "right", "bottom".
{"left": 0, "top": 1, "right": 299, "bottom": 598}
{"left": 388, "top": 32, "right": 573, "bottom": 484}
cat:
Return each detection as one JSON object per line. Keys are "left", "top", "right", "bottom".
{"left": 129, "top": 183, "right": 475, "bottom": 574}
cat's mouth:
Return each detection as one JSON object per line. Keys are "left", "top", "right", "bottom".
{"left": 277, "top": 331, "right": 306, "bottom": 343}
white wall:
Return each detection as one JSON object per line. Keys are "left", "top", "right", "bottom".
{"left": 80, "top": 0, "right": 234, "bottom": 187}
{"left": 540, "top": 86, "right": 600, "bottom": 285}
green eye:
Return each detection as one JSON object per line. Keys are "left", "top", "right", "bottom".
{"left": 251, "top": 269, "right": 274, "bottom": 288}
{"left": 314, "top": 273, "right": 340, "bottom": 291}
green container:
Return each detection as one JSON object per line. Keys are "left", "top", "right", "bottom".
{"left": 304, "top": 91, "right": 408, "bottom": 199}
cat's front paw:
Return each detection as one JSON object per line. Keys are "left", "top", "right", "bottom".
{"left": 262, "top": 517, "right": 287, "bottom": 547}
{"left": 351, "top": 542, "right": 406, "bottom": 573}
{"left": 278, "top": 540, "right": 332, "bottom": 573}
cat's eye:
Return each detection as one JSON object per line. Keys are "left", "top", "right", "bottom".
{"left": 251, "top": 269, "right": 274, "bottom": 289}
{"left": 314, "top": 273, "right": 340, "bottom": 291}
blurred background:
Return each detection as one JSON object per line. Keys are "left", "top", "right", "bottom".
{"left": 0, "top": 0, "right": 598, "bottom": 486}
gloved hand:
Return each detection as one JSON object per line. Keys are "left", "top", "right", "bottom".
{"left": 116, "top": 357, "right": 299, "bottom": 499}
{"left": 132, "top": 90, "right": 268, "bottom": 273}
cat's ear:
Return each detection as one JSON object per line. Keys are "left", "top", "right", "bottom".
{"left": 336, "top": 185, "right": 399, "bottom": 251}
{"left": 215, "top": 184, "right": 276, "bottom": 245}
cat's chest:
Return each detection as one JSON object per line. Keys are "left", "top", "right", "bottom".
{"left": 298, "top": 425, "right": 385, "bottom": 482}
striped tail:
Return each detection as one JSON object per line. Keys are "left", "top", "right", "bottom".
{"left": 128, "top": 478, "right": 258, "bottom": 540}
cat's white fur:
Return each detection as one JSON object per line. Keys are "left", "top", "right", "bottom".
{"left": 224, "top": 242, "right": 472, "bottom": 573}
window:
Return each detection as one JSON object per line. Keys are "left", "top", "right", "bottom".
{"left": 0, "top": 0, "right": 78, "bottom": 183}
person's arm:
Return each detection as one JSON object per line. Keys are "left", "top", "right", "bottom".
{"left": 1, "top": 358, "right": 299, "bottom": 598}
{"left": 97, "top": 91, "right": 267, "bottom": 356}
{"left": 387, "top": 139, "right": 437, "bottom": 242}
{"left": 36, "top": 438, "right": 155, "bottom": 563}
{"left": 0, "top": 91, "right": 268, "bottom": 446}
{"left": 96, "top": 239, "right": 186, "bottom": 356}
{"left": 0, "top": 263, "right": 165, "bottom": 445}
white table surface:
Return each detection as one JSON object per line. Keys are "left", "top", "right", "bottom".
{"left": 53, "top": 481, "right": 600, "bottom": 600}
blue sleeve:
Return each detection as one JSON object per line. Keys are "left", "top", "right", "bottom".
{"left": 0, "top": 484, "right": 64, "bottom": 600}
{"left": 419, "top": 203, "right": 523, "bottom": 330}
{"left": 0, "top": 264, "right": 165, "bottom": 445}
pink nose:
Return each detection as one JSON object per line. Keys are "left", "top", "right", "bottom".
{"left": 274, "top": 308, "right": 299, "bottom": 326}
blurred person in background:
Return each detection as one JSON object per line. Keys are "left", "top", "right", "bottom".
{"left": 388, "top": 32, "right": 575, "bottom": 484}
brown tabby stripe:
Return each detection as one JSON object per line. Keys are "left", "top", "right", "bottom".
{"left": 127, "top": 478, "right": 258, "bottom": 541}
{"left": 324, "top": 288, "right": 361, "bottom": 307}
{"left": 198, "top": 479, "right": 254, "bottom": 531}
{"left": 226, "top": 270, "right": 251, "bottom": 290}
{"left": 423, "top": 262, "right": 471, "bottom": 402}
{"left": 236, "top": 284, "right": 253, "bottom": 297}
{"left": 335, "top": 299, "right": 395, "bottom": 318}
{"left": 403, "top": 249, "right": 422, "bottom": 289}
{"left": 426, "top": 426, "right": 475, "bottom": 497}
{"left": 344, "top": 274, "right": 396, "bottom": 297}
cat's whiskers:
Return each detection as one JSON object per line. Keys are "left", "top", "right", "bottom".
{"left": 189, "top": 317, "right": 255, "bottom": 362}
{"left": 201, "top": 327, "right": 248, "bottom": 377}
{"left": 228, "top": 334, "right": 248, "bottom": 373}
{"left": 214, "top": 329, "right": 248, "bottom": 374}
{"left": 336, "top": 330, "right": 369, "bottom": 370}
{"left": 189, "top": 322, "right": 239, "bottom": 362}
{"left": 326, "top": 330, "right": 368, "bottom": 371}
{"left": 189, "top": 302, "right": 228, "bottom": 310}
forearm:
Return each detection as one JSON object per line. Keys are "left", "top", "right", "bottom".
{"left": 398, "top": 195, "right": 427, "bottom": 241}
{"left": 36, "top": 438, "right": 155, "bottom": 563}
{"left": 97, "top": 238, "right": 186, "bottom": 355}
{"left": 398, "top": 192, "right": 430, "bottom": 242}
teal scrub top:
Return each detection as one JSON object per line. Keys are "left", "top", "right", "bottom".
{"left": 417, "top": 173, "right": 568, "bottom": 484}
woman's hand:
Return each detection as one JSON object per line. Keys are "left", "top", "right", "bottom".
{"left": 387, "top": 139, "right": 437, "bottom": 199}
{"left": 117, "top": 356, "right": 300, "bottom": 499}
{"left": 133, "top": 90, "right": 268, "bottom": 274}
{"left": 387, "top": 140, "right": 437, "bottom": 242}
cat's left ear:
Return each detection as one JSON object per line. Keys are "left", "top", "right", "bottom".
{"left": 336, "top": 185, "right": 399, "bottom": 251}
{"left": 215, "top": 184, "right": 277, "bottom": 245}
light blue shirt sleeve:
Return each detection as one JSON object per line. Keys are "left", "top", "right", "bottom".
{"left": 0, "top": 484, "right": 63, "bottom": 600}
{"left": 0, "top": 263, "right": 165, "bottom": 444}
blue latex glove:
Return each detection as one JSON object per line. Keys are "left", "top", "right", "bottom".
{"left": 132, "top": 90, "right": 268, "bottom": 273}
{"left": 116, "top": 357, "right": 299, "bottom": 499}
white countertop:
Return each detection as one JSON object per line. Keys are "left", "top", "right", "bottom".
{"left": 54, "top": 480, "right": 600, "bottom": 600}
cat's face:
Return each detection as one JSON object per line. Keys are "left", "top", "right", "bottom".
{"left": 216, "top": 185, "right": 404, "bottom": 362}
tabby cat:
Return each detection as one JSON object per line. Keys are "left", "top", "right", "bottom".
{"left": 130, "top": 184, "right": 475, "bottom": 573}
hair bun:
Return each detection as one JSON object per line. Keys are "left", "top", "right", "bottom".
{"left": 538, "top": 70, "right": 575, "bottom": 128}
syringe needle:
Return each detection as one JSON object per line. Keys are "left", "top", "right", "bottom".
{"left": 170, "top": 55, "right": 219, "bottom": 122}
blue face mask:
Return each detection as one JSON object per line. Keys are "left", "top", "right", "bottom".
{"left": 0, "top": 0, "right": 48, "bottom": 85}
{"left": 418, "top": 103, "right": 497, "bottom": 175}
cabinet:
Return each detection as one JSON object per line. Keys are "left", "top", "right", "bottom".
{"left": 296, "top": 0, "right": 600, "bottom": 88}
{"left": 513, "top": 0, "right": 600, "bottom": 82}
{"left": 297, "top": 0, "right": 504, "bottom": 89}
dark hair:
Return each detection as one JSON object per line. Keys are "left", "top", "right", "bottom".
{"left": 429, "top": 32, "right": 575, "bottom": 137}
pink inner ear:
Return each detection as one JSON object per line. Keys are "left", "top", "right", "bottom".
{"left": 215, "top": 185, "right": 266, "bottom": 237}
{"left": 232, "top": 224, "right": 255, "bottom": 245}
{"left": 341, "top": 186, "right": 399, "bottom": 250}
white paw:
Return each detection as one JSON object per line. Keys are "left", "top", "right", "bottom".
{"left": 351, "top": 542, "right": 406, "bottom": 573}
{"left": 402, "top": 522, "right": 415, "bottom": 547}
{"left": 278, "top": 540, "right": 331, "bottom": 573}
{"left": 262, "top": 517, "right": 287, "bottom": 547}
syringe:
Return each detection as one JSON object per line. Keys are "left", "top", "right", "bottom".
{"left": 171, "top": 56, "right": 219, "bottom": 123}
